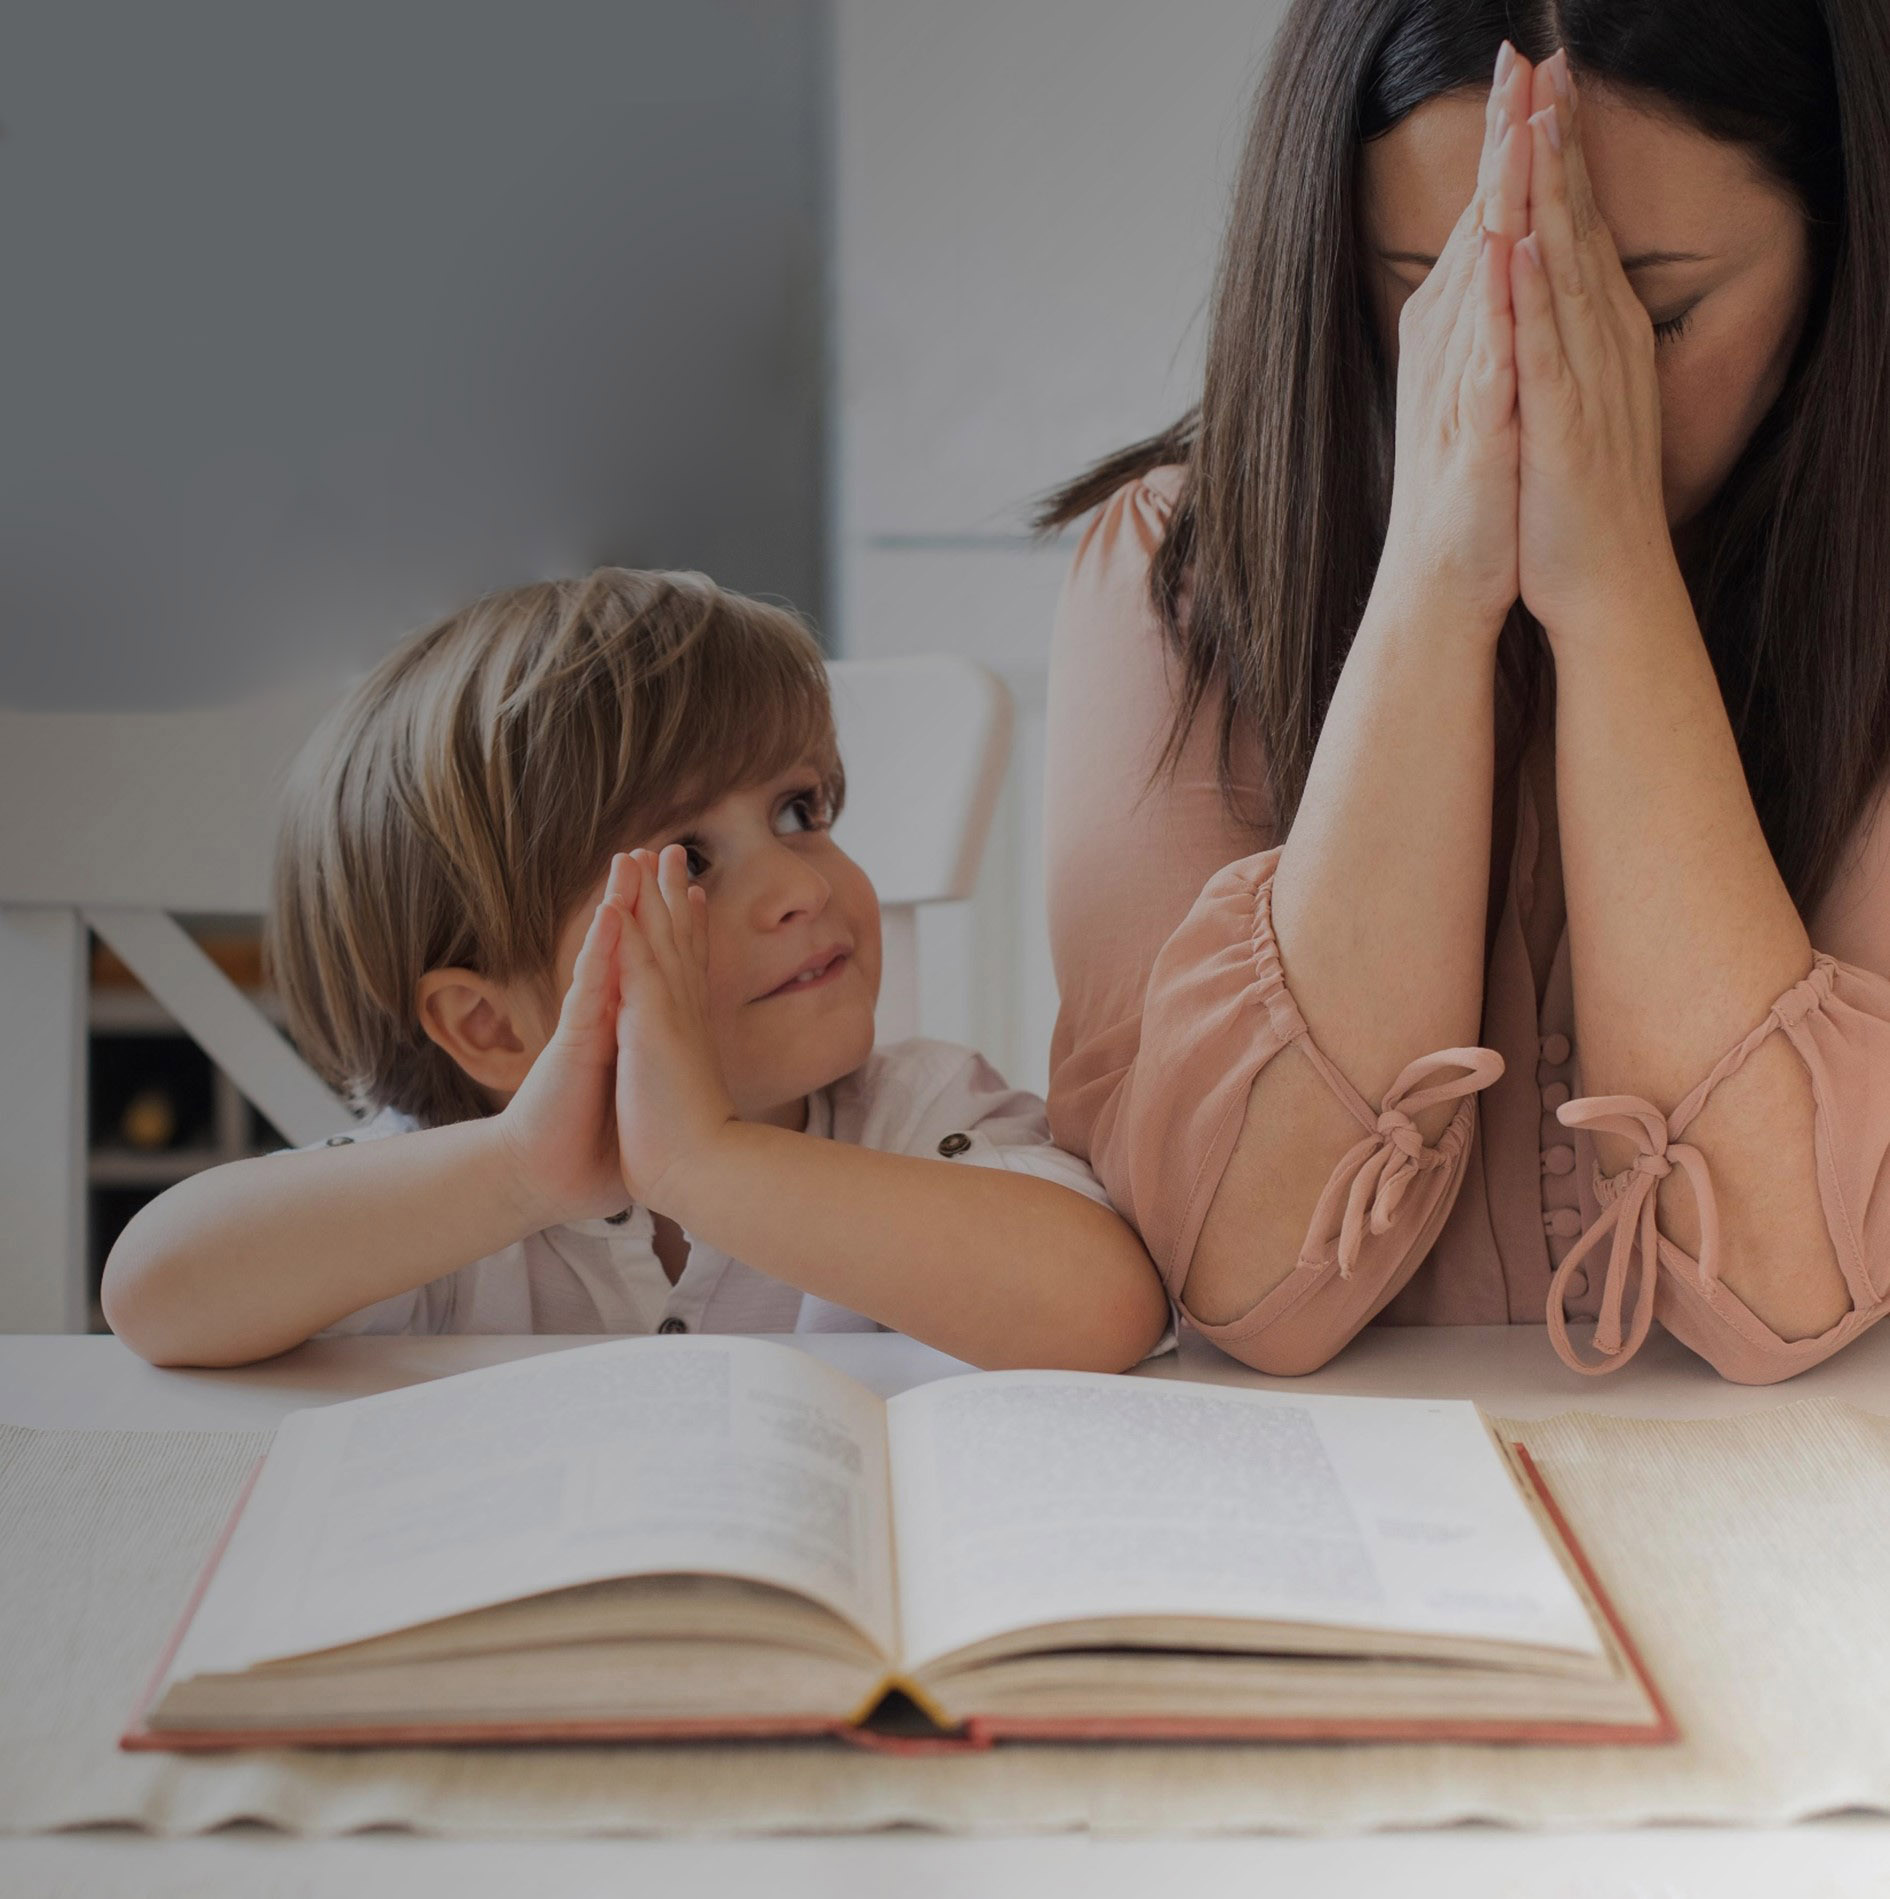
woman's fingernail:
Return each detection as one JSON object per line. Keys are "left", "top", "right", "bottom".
{"left": 1535, "top": 105, "right": 1562, "bottom": 153}
{"left": 1496, "top": 40, "right": 1515, "bottom": 85}
{"left": 1550, "top": 49, "right": 1571, "bottom": 99}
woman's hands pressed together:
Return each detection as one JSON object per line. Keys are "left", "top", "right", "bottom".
{"left": 1381, "top": 41, "right": 1687, "bottom": 651}
{"left": 1510, "top": 51, "right": 1683, "bottom": 646}
{"left": 1379, "top": 39, "right": 1534, "bottom": 639}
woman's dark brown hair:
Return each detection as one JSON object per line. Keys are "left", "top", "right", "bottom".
{"left": 1038, "top": 0, "right": 1890, "bottom": 919}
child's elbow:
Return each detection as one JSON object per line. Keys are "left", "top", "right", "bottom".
{"left": 99, "top": 1248, "right": 180, "bottom": 1365}
{"left": 1096, "top": 1280, "right": 1174, "bottom": 1374}
{"left": 1031, "top": 1252, "right": 1172, "bottom": 1375}
{"left": 99, "top": 1216, "right": 248, "bottom": 1368}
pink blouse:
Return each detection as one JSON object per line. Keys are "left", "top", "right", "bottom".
{"left": 1044, "top": 468, "right": 1890, "bottom": 1383}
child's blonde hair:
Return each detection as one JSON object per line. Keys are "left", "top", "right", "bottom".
{"left": 269, "top": 568, "right": 844, "bottom": 1127}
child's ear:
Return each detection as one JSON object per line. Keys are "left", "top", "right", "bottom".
{"left": 415, "top": 969, "right": 539, "bottom": 1098}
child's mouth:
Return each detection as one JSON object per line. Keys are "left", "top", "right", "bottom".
{"left": 759, "top": 950, "right": 849, "bottom": 999}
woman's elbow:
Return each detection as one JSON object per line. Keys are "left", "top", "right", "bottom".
{"left": 1196, "top": 1318, "right": 1354, "bottom": 1378}
{"left": 1177, "top": 1211, "right": 1382, "bottom": 1377}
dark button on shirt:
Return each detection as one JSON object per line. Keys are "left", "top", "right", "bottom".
{"left": 937, "top": 1132, "right": 973, "bottom": 1158}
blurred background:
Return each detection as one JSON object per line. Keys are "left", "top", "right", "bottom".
{"left": 4, "top": 0, "right": 1288, "bottom": 1316}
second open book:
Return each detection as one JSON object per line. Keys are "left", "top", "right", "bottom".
{"left": 126, "top": 1336, "right": 1672, "bottom": 1749}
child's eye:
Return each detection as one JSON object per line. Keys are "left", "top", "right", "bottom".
{"left": 677, "top": 840, "right": 711, "bottom": 879}
{"left": 776, "top": 788, "right": 831, "bottom": 835}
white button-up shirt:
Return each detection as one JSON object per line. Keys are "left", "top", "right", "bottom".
{"left": 316, "top": 1038, "right": 1119, "bottom": 1339}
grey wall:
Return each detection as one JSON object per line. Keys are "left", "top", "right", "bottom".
{"left": 2, "top": 0, "right": 825, "bottom": 708}
{"left": 832, "top": 0, "right": 1288, "bottom": 1085}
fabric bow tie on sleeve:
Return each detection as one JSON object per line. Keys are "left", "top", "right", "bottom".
{"left": 1312, "top": 1048, "right": 1507, "bottom": 1280}
{"left": 1545, "top": 1096, "right": 1721, "bottom": 1374}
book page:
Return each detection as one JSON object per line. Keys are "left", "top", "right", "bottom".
{"left": 170, "top": 1336, "right": 896, "bottom": 1676}
{"left": 886, "top": 1373, "right": 1601, "bottom": 1672}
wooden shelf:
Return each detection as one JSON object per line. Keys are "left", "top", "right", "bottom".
{"left": 89, "top": 1146, "right": 229, "bottom": 1188}
{"left": 89, "top": 986, "right": 287, "bottom": 1035}
{"left": 86, "top": 924, "right": 288, "bottom": 1330}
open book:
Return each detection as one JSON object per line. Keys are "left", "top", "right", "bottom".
{"left": 125, "top": 1336, "right": 1673, "bottom": 1750}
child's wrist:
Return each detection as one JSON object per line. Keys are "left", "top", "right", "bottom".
{"left": 482, "top": 1113, "right": 573, "bottom": 1236}
{"left": 640, "top": 1117, "right": 743, "bottom": 1230}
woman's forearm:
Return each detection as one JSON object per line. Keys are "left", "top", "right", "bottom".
{"left": 657, "top": 1130, "right": 1171, "bottom": 1372}
{"left": 1552, "top": 572, "right": 1847, "bottom": 1339}
{"left": 100, "top": 1119, "right": 548, "bottom": 1366}
{"left": 1183, "top": 586, "right": 1500, "bottom": 1328}
{"left": 1271, "top": 591, "right": 1500, "bottom": 1112}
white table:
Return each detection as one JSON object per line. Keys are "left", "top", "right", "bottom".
{"left": 6, "top": 1323, "right": 1890, "bottom": 1898}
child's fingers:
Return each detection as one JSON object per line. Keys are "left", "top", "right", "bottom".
{"left": 655, "top": 843, "right": 697, "bottom": 939}
{"left": 687, "top": 883, "right": 710, "bottom": 972}
{"left": 559, "top": 898, "right": 621, "bottom": 1036}
{"left": 605, "top": 850, "right": 640, "bottom": 915}
{"left": 614, "top": 878, "right": 661, "bottom": 988}
{"left": 632, "top": 848, "right": 686, "bottom": 983}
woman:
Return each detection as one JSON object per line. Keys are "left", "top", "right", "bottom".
{"left": 1041, "top": 0, "right": 1890, "bottom": 1380}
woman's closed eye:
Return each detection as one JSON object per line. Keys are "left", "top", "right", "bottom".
{"left": 1650, "top": 302, "right": 1699, "bottom": 346}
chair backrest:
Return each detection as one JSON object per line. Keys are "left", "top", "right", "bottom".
{"left": 0, "top": 655, "right": 1011, "bottom": 1331}
{"left": 0, "top": 655, "right": 1013, "bottom": 918}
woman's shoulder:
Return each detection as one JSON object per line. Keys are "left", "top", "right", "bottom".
{"left": 1053, "top": 462, "right": 1188, "bottom": 662}
{"left": 1067, "top": 463, "right": 1186, "bottom": 577}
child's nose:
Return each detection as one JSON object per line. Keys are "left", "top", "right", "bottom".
{"left": 751, "top": 842, "right": 831, "bottom": 926}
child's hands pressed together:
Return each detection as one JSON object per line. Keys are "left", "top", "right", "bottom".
{"left": 490, "top": 890, "right": 635, "bottom": 1227}
{"left": 610, "top": 846, "right": 740, "bottom": 1212}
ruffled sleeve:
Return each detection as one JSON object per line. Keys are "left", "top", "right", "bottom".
{"left": 1106, "top": 848, "right": 1502, "bottom": 1365}
{"left": 1546, "top": 953, "right": 1890, "bottom": 1381}
{"left": 1044, "top": 472, "right": 1504, "bottom": 1373}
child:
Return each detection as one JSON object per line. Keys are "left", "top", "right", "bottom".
{"left": 101, "top": 569, "right": 1170, "bottom": 1371}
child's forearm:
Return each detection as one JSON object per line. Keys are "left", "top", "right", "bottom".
{"left": 657, "top": 1130, "right": 1170, "bottom": 1371}
{"left": 101, "top": 1119, "right": 552, "bottom": 1367}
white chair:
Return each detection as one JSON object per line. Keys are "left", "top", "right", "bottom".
{"left": 0, "top": 655, "right": 1011, "bottom": 1333}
